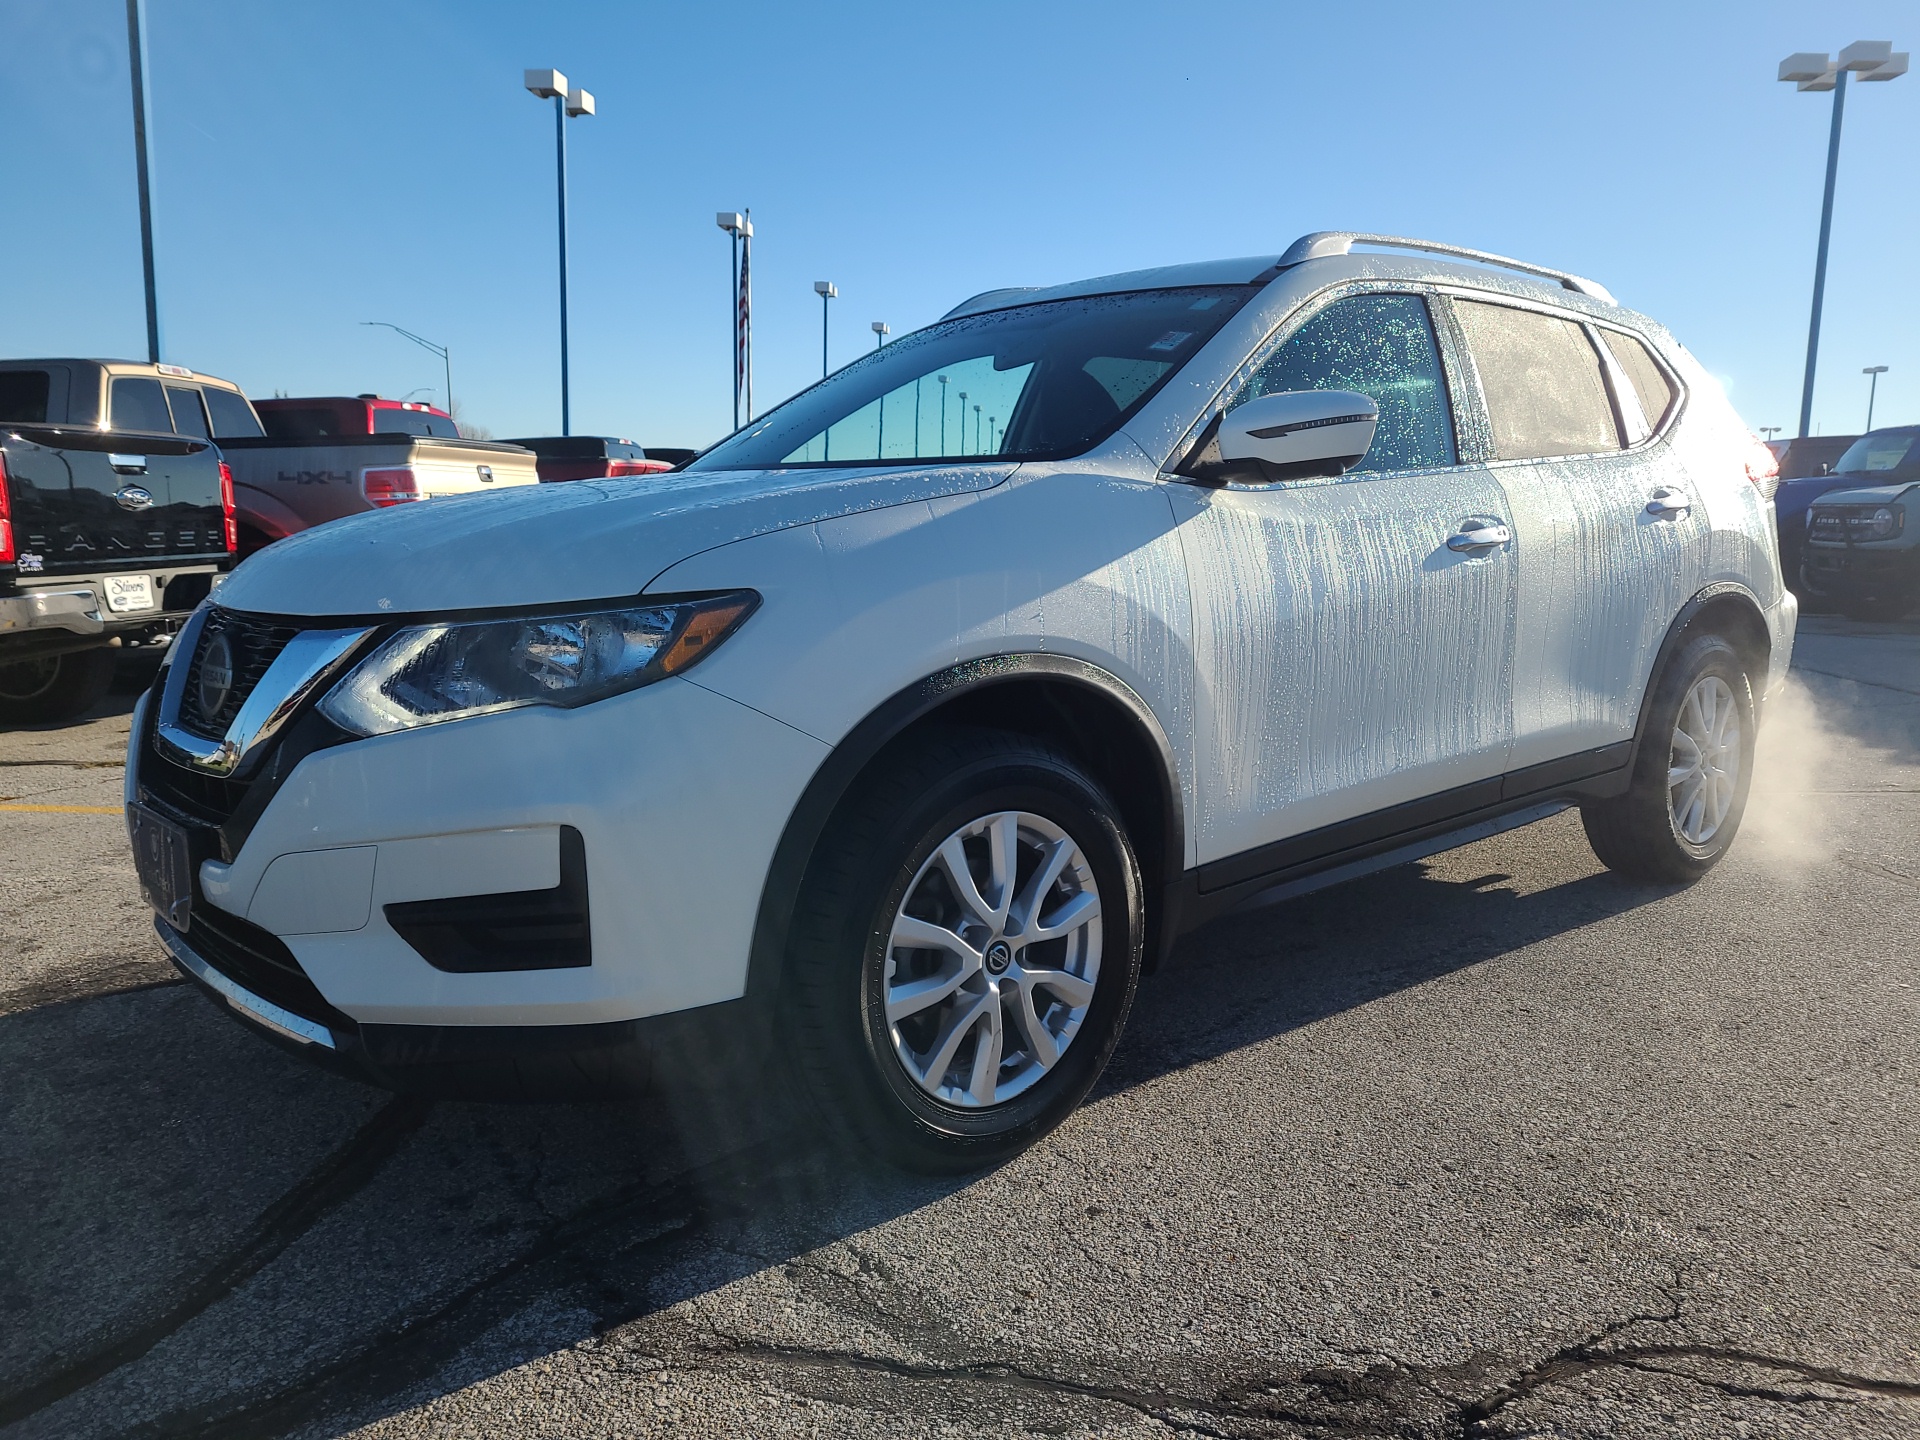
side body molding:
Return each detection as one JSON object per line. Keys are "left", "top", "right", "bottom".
{"left": 743, "top": 653, "right": 1186, "bottom": 1010}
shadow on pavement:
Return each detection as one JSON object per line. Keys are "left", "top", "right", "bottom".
{"left": 0, "top": 851, "right": 1671, "bottom": 1439}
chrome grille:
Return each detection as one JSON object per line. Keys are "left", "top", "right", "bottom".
{"left": 176, "top": 608, "right": 304, "bottom": 741}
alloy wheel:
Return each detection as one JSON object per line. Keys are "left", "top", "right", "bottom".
{"left": 1668, "top": 674, "right": 1741, "bottom": 845}
{"left": 882, "top": 810, "right": 1103, "bottom": 1109}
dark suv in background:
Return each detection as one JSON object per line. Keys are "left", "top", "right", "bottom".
{"left": 1800, "top": 426, "right": 1920, "bottom": 621}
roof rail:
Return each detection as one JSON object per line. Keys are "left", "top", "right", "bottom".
{"left": 1278, "top": 232, "right": 1616, "bottom": 305}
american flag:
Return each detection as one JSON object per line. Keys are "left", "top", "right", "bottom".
{"left": 737, "top": 215, "right": 752, "bottom": 420}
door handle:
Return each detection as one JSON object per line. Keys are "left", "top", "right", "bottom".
{"left": 1446, "top": 522, "right": 1512, "bottom": 552}
{"left": 109, "top": 453, "right": 148, "bottom": 474}
{"left": 1645, "top": 489, "right": 1692, "bottom": 518}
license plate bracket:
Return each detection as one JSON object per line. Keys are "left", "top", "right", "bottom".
{"left": 106, "top": 574, "right": 157, "bottom": 613}
{"left": 128, "top": 801, "right": 194, "bottom": 930}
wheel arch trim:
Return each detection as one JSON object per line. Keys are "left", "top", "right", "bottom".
{"left": 1630, "top": 582, "right": 1772, "bottom": 764}
{"left": 742, "top": 653, "right": 1185, "bottom": 1011}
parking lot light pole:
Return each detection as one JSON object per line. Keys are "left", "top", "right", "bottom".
{"left": 1864, "top": 366, "right": 1889, "bottom": 432}
{"left": 814, "top": 281, "right": 837, "bottom": 378}
{"left": 125, "top": 0, "right": 161, "bottom": 363}
{"left": 871, "top": 321, "right": 889, "bottom": 349}
{"left": 525, "top": 70, "right": 593, "bottom": 435}
{"left": 1778, "top": 42, "right": 1907, "bottom": 438}
{"left": 361, "top": 322, "right": 452, "bottom": 420}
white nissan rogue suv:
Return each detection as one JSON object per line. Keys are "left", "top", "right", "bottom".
{"left": 127, "top": 233, "right": 1794, "bottom": 1171}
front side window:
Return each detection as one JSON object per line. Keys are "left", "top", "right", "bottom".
{"left": 690, "top": 286, "right": 1254, "bottom": 471}
{"left": 203, "top": 387, "right": 265, "bottom": 438}
{"left": 1453, "top": 299, "right": 1620, "bottom": 461}
{"left": 164, "top": 385, "right": 211, "bottom": 438}
{"left": 1229, "top": 293, "right": 1456, "bottom": 473}
{"left": 110, "top": 377, "right": 174, "bottom": 434}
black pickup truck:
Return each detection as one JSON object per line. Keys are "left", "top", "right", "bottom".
{"left": 0, "top": 359, "right": 243, "bottom": 721}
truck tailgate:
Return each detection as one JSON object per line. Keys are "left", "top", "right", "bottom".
{"left": 218, "top": 436, "right": 539, "bottom": 533}
{"left": 3, "top": 425, "right": 227, "bottom": 577}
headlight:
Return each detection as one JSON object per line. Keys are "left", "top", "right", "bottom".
{"left": 1862, "top": 506, "right": 1902, "bottom": 540}
{"left": 318, "top": 591, "right": 758, "bottom": 737}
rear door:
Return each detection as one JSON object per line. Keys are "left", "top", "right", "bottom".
{"left": 1446, "top": 297, "right": 1702, "bottom": 770}
{"left": 1166, "top": 289, "right": 1518, "bottom": 874}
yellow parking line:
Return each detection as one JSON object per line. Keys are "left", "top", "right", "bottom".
{"left": 0, "top": 803, "right": 124, "bottom": 814}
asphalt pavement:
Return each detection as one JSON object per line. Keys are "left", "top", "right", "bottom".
{"left": 2, "top": 620, "right": 1917, "bottom": 1440}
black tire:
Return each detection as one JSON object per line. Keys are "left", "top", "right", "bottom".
{"left": 1581, "top": 632, "right": 1756, "bottom": 883}
{"left": 0, "top": 648, "right": 118, "bottom": 724}
{"left": 784, "top": 727, "right": 1143, "bottom": 1173}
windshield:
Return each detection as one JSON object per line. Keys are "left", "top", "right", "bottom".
{"left": 1834, "top": 432, "right": 1919, "bottom": 476}
{"left": 690, "top": 285, "right": 1254, "bottom": 471}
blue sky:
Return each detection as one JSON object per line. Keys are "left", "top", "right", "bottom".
{"left": 2, "top": 0, "right": 1914, "bottom": 446}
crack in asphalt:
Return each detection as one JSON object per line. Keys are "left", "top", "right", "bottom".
{"left": 0, "top": 1095, "right": 431, "bottom": 1430}
{"left": 134, "top": 1140, "right": 794, "bottom": 1440}
{"left": 0, "top": 759, "right": 124, "bottom": 769}
{"left": 0, "top": 969, "right": 180, "bottom": 1018}
{"left": 33, "top": 1138, "right": 1920, "bottom": 1440}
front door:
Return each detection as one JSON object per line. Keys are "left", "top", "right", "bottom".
{"left": 1167, "top": 291, "right": 1517, "bottom": 872}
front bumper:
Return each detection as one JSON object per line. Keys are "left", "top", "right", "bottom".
{"left": 1801, "top": 543, "right": 1917, "bottom": 601}
{"left": 132, "top": 672, "right": 830, "bottom": 1032}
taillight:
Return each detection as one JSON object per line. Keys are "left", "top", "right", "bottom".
{"left": 606, "top": 459, "right": 666, "bottom": 477}
{"left": 218, "top": 460, "right": 238, "bottom": 552}
{"left": 0, "top": 451, "right": 14, "bottom": 564}
{"left": 363, "top": 467, "right": 422, "bottom": 507}
{"left": 1743, "top": 434, "right": 1781, "bottom": 500}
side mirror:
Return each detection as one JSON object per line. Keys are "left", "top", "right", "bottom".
{"left": 1174, "top": 389, "right": 1379, "bottom": 486}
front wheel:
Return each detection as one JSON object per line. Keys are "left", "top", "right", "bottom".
{"left": 783, "top": 729, "right": 1143, "bottom": 1173}
{"left": 1581, "top": 632, "right": 1756, "bottom": 883}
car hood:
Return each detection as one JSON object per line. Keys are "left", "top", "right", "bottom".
{"left": 214, "top": 463, "right": 1015, "bottom": 617}
{"left": 1808, "top": 479, "right": 1918, "bottom": 508}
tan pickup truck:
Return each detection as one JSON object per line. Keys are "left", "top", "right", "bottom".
{"left": 224, "top": 396, "right": 539, "bottom": 554}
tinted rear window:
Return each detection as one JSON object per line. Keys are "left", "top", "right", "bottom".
{"left": 165, "top": 385, "right": 211, "bottom": 438}
{"left": 370, "top": 409, "right": 460, "bottom": 438}
{"left": 111, "top": 377, "right": 176, "bottom": 434}
{"left": 203, "top": 387, "right": 265, "bottom": 438}
{"left": 1452, "top": 300, "right": 1621, "bottom": 460}
{"left": 260, "top": 407, "right": 347, "bottom": 438}
{"left": 0, "top": 370, "right": 51, "bottom": 423}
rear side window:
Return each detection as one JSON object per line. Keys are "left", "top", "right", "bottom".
{"left": 370, "top": 409, "right": 460, "bottom": 438}
{"left": 164, "top": 385, "right": 211, "bottom": 438}
{"left": 110, "top": 377, "right": 175, "bottom": 434}
{"left": 1232, "top": 293, "right": 1457, "bottom": 472}
{"left": 203, "top": 387, "right": 265, "bottom": 438}
{"left": 1453, "top": 300, "right": 1621, "bottom": 460}
{"left": 0, "top": 370, "right": 51, "bottom": 423}
{"left": 1599, "top": 330, "right": 1677, "bottom": 439}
